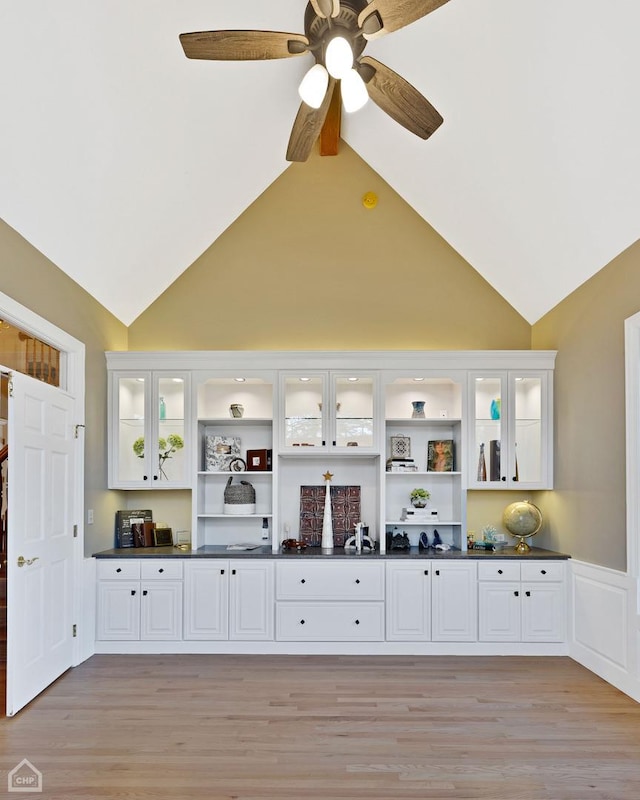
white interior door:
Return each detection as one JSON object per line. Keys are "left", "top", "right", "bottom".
{"left": 6, "top": 371, "right": 77, "bottom": 715}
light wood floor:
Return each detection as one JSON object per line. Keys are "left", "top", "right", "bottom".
{"left": 1, "top": 655, "right": 640, "bottom": 799}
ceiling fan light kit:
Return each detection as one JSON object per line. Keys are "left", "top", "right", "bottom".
{"left": 179, "top": 0, "right": 451, "bottom": 161}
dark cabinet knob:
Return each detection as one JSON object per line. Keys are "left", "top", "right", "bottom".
{"left": 131, "top": 589, "right": 136, "bottom": 596}
{"left": 355, "top": 619, "right": 360, "bottom": 625}
{"left": 221, "top": 569, "right": 225, "bottom": 575}
{"left": 116, "top": 568, "right": 122, "bottom": 573}
{"left": 512, "top": 476, "right": 518, "bottom": 481}
{"left": 232, "top": 569, "right": 236, "bottom": 575}
{"left": 501, "top": 476, "right": 506, "bottom": 481}
{"left": 498, "top": 569, "right": 503, "bottom": 574}
{"left": 435, "top": 570, "right": 440, "bottom": 576}
{"left": 424, "top": 570, "right": 429, "bottom": 575}
{"left": 153, "top": 475, "right": 158, "bottom": 481}
{"left": 158, "top": 568, "right": 164, "bottom": 573}
{"left": 514, "top": 590, "right": 519, "bottom": 597}
{"left": 525, "top": 590, "right": 531, "bottom": 597}
{"left": 541, "top": 569, "right": 547, "bottom": 575}
{"left": 355, "top": 579, "right": 360, "bottom": 584}
{"left": 143, "top": 475, "right": 148, "bottom": 481}
{"left": 301, "top": 579, "right": 306, "bottom": 584}
{"left": 143, "top": 590, "right": 148, "bottom": 596}
{"left": 300, "top": 619, "right": 305, "bottom": 625}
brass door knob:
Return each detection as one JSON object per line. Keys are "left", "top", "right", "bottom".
{"left": 17, "top": 555, "right": 40, "bottom": 568}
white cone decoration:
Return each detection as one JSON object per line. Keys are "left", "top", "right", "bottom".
{"left": 321, "top": 471, "right": 334, "bottom": 552}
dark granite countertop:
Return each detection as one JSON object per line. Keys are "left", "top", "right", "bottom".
{"left": 93, "top": 545, "right": 570, "bottom": 560}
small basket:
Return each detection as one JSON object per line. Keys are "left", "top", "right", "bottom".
{"left": 223, "top": 476, "right": 256, "bottom": 515}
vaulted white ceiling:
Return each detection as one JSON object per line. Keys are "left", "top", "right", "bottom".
{"left": 2, "top": 1, "right": 640, "bottom": 325}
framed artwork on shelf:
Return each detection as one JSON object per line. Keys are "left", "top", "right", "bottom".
{"left": 427, "top": 440, "right": 454, "bottom": 472}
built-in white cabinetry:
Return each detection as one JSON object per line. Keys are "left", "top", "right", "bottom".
{"left": 385, "top": 561, "right": 432, "bottom": 641}
{"left": 275, "top": 561, "right": 385, "bottom": 641}
{"left": 108, "top": 369, "right": 191, "bottom": 489}
{"left": 183, "top": 560, "right": 274, "bottom": 641}
{"left": 280, "top": 372, "right": 378, "bottom": 452}
{"left": 478, "top": 561, "right": 565, "bottom": 642}
{"left": 383, "top": 373, "right": 465, "bottom": 551}
{"left": 194, "top": 373, "right": 275, "bottom": 550}
{"left": 468, "top": 370, "right": 553, "bottom": 490}
{"left": 431, "top": 560, "right": 478, "bottom": 641}
{"left": 96, "top": 560, "right": 183, "bottom": 641}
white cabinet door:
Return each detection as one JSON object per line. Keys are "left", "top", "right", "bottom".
{"left": 468, "top": 371, "right": 552, "bottom": 490}
{"left": 385, "top": 561, "right": 431, "bottom": 641}
{"left": 431, "top": 561, "right": 477, "bottom": 641}
{"left": 478, "top": 582, "right": 521, "bottom": 641}
{"left": 521, "top": 582, "right": 565, "bottom": 642}
{"left": 229, "top": 561, "right": 275, "bottom": 640}
{"left": 183, "top": 561, "right": 229, "bottom": 640}
{"left": 109, "top": 370, "right": 191, "bottom": 489}
{"left": 140, "top": 581, "right": 183, "bottom": 640}
{"left": 96, "top": 581, "right": 141, "bottom": 641}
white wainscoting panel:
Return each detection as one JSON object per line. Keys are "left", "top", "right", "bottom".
{"left": 570, "top": 559, "right": 639, "bottom": 703}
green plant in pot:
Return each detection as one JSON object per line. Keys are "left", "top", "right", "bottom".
{"left": 410, "top": 488, "right": 430, "bottom": 508}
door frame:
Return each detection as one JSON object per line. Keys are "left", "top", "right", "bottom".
{"left": 0, "top": 289, "right": 85, "bottom": 668}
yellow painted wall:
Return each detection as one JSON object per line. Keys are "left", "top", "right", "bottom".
{"left": 129, "top": 146, "right": 532, "bottom": 351}
{"left": 0, "top": 218, "right": 128, "bottom": 555}
{"left": 533, "top": 238, "right": 640, "bottom": 571}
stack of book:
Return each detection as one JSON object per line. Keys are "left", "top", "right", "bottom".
{"left": 386, "top": 458, "right": 417, "bottom": 473}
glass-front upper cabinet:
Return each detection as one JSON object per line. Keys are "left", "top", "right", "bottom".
{"left": 280, "top": 372, "right": 377, "bottom": 452}
{"left": 468, "top": 371, "right": 552, "bottom": 490}
{"left": 109, "top": 371, "right": 191, "bottom": 489}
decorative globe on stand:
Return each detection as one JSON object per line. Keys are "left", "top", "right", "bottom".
{"left": 502, "top": 500, "right": 543, "bottom": 553}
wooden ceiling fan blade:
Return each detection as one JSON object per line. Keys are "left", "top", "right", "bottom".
{"left": 179, "top": 30, "right": 309, "bottom": 60}
{"left": 310, "top": 0, "right": 340, "bottom": 18}
{"left": 286, "top": 79, "right": 336, "bottom": 162}
{"left": 358, "top": 56, "right": 443, "bottom": 139}
{"left": 358, "top": 0, "right": 450, "bottom": 39}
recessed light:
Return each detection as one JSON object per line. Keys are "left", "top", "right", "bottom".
{"left": 413, "top": 377, "right": 425, "bottom": 382}
{"left": 347, "top": 377, "right": 359, "bottom": 382}
{"left": 234, "top": 377, "right": 246, "bottom": 382}
{"left": 299, "top": 377, "right": 311, "bottom": 382}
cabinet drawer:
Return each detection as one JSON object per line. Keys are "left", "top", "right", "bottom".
{"left": 478, "top": 562, "right": 521, "bottom": 581}
{"left": 276, "top": 561, "right": 385, "bottom": 601}
{"left": 276, "top": 602, "right": 385, "bottom": 641}
{"left": 97, "top": 560, "right": 141, "bottom": 580}
{"left": 140, "top": 560, "right": 183, "bottom": 580}
{"left": 521, "top": 562, "right": 565, "bottom": 582}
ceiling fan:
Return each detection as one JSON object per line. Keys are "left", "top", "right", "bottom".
{"left": 179, "top": 0, "right": 450, "bottom": 162}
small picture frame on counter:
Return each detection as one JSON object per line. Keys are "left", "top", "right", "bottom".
{"left": 246, "top": 448, "right": 272, "bottom": 471}
{"left": 153, "top": 527, "right": 173, "bottom": 547}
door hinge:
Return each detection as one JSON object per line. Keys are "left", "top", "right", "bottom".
{"left": 72, "top": 624, "right": 77, "bottom": 638}
{"left": 8, "top": 374, "right": 13, "bottom": 397}
{"left": 74, "top": 424, "right": 86, "bottom": 439}
{"left": 73, "top": 524, "right": 78, "bottom": 538}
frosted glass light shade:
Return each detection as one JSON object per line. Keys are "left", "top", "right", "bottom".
{"left": 341, "top": 68, "right": 368, "bottom": 112}
{"left": 298, "top": 64, "right": 329, "bottom": 108}
{"left": 325, "top": 36, "right": 353, "bottom": 79}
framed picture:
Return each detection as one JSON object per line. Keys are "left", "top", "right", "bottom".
{"left": 153, "top": 527, "right": 173, "bottom": 547}
{"left": 204, "top": 435, "right": 241, "bottom": 471}
{"left": 390, "top": 434, "right": 411, "bottom": 459}
{"left": 427, "top": 440, "right": 454, "bottom": 472}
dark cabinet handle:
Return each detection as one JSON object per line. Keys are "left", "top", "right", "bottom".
{"left": 355, "top": 579, "right": 360, "bottom": 584}
{"left": 435, "top": 570, "right": 440, "bottom": 576}
{"left": 514, "top": 590, "right": 519, "bottom": 597}
{"left": 424, "top": 570, "right": 429, "bottom": 575}
{"left": 232, "top": 569, "right": 236, "bottom": 575}
{"left": 143, "top": 590, "right": 148, "bottom": 596}
{"left": 498, "top": 569, "right": 503, "bottom": 574}
{"left": 116, "top": 568, "right": 122, "bottom": 573}
{"left": 525, "top": 590, "right": 531, "bottom": 597}
{"left": 301, "top": 579, "right": 306, "bottom": 584}
{"left": 153, "top": 475, "right": 158, "bottom": 481}
{"left": 158, "top": 568, "right": 164, "bottom": 574}
{"left": 541, "top": 569, "right": 547, "bottom": 575}
{"left": 221, "top": 569, "right": 225, "bottom": 575}
{"left": 355, "top": 619, "right": 360, "bottom": 625}
{"left": 131, "top": 589, "right": 136, "bottom": 596}
{"left": 501, "top": 476, "right": 506, "bottom": 481}
{"left": 300, "top": 619, "right": 305, "bottom": 625}
{"left": 512, "top": 476, "right": 518, "bottom": 481}
{"left": 143, "top": 475, "right": 148, "bottom": 481}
